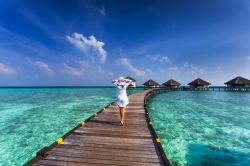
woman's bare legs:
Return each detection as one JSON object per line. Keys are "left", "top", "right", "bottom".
{"left": 119, "top": 107, "right": 125, "bottom": 125}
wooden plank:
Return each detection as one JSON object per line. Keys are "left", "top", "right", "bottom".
{"left": 81, "top": 126, "right": 150, "bottom": 131}
{"left": 74, "top": 129, "right": 151, "bottom": 136}
{"left": 58, "top": 143, "right": 157, "bottom": 151}
{"left": 62, "top": 140, "right": 156, "bottom": 148}
{"left": 44, "top": 155, "right": 163, "bottom": 166}
{"left": 66, "top": 134, "right": 154, "bottom": 144}
{"left": 35, "top": 158, "right": 163, "bottom": 166}
{"left": 73, "top": 130, "right": 152, "bottom": 137}
{"left": 47, "top": 152, "right": 162, "bottom": 163}
{"left": 84, "top": 121, "right": 148, "bottom": 127}
{"left": 52, "top": 146, "right": 159, "bottom": 156}
{"left": 48, "top": 149, "right": 161, "bottom": 160}
{"left": 34, "top": 159, "right": 115, "bottom": 166}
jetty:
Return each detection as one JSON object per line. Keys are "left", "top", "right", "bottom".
{"left": 26, "top": 89, "right": 171, "bottom": 166}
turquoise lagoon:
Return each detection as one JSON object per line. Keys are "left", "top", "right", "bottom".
{"left": 0, "top": 87, "right": 142, "bottom": 165}
{"left": 148, "top": 91, "right": 250, "bottom": 166}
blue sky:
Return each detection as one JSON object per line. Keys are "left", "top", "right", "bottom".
{"left": 0, "top": 0, "right": 250, "bottom": 86}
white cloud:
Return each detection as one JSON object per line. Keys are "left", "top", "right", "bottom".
{"left": 34, "top": 61, "right": 55, "bottom": 75}
{"left": 117, "top": 58, "right": 145, "bottom": 76}
{"left": 62, "top": 63, "right": 83, "bottom": 77}
{"left": 146, "top": 54, "right": 170, "bottom": 63}
{"left": 0, "top": 63, "right": 17, "bottom": 75}
{"left": 66, "top": 33, "right": 107, "bottom": 63}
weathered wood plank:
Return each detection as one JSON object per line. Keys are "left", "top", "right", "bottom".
{"left": 44, "top": 155, "right": 163, "bottom": 166}
{"left": 63, "top": 140, "right": 156, "bottom": 148}
{"left": 52, "top": 146, "right": 159, "bottom": 156}
{"left": 48, "top": 149, "right": 161, "bottom": 160}
{"left": 57, "top": 143, "right": 157, "bottom": 151}
{"left": 47, "top": 152, "right": 162, "bottom": 163}
{"left": 66, "top": 134, "right": 154, "bottom": 144}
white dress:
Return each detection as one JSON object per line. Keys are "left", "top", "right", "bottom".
{"left": 113, "top": 79, "right": 132, "bottom": 107}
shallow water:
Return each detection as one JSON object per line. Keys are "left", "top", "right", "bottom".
{"left": 148, "top": 91, "right": 250, "bottom": 166}
{"left": 0, "top": 87, "right": 142, "bottom": 165}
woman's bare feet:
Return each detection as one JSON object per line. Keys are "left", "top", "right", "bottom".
{"left": 120, "top": 121, "right": 124, "bottom": 126}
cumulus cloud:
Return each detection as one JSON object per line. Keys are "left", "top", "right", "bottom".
{"left": 146, "top": 54, "right": 170, "bottom": 63}
{"left": 62, "top": 63, "right": 83, "bottom": 77}
{"left": 117, "top": 58, "right": 145, "bottom": 76}
{"left": 0, "top": 62, "right": 17, "bottom": 75}
{"left": 34, "top": 61, "right": 55, "bottom": 75}
{"left": 66, "top": 33, "right": 107, "bottom": 63}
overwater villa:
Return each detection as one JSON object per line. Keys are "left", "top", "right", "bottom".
{"left": 188, "top": 78, "right": 210, "bottom": 88}
{"left": 143, "top": 79, "right": 160, "bottom": 88}
{"left": 162, "top": 79, "right": 181, "bottom": 88}
{"left": 125, "top": 76, "right": 136, "bottom": 87}
{"left": 224, "top": 76, "right": 250, "bottom": 88}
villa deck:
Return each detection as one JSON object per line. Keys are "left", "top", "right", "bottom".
{"left": 26, "top": 89, "right": 170, "bottom": 166}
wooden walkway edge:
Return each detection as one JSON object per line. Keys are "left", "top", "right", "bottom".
{"left": 25, "top": 89, "right": 171, "bottom": 166}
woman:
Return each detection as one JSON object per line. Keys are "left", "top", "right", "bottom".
{"left": 112, "top": 77, "right": 132, "bottom": 125}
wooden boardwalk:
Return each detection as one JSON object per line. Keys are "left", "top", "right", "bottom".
{"left": 26, "top": 89, "right": 170, "bottom": 166}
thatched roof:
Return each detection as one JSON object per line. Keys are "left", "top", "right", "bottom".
{"left": 162, "top": 79, "right": 181, "bottom": 86}
{"left": 188, "top": 78, "right": 210, "bottom": 86}
{"left": 143, "top": 79, "right": 159, "bottom": 86}
{"left": 224, "top": 76, "right": 250, "bottom": 85}
{"left": 125, "top": 76, "right": 136, "bottom": 82}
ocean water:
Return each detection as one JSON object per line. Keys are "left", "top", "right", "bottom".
{"left": 0, "top": 87, "right": 142, "bottom": 165}
{"left": 148, "top": 91, "right": 250, "bottom": 166}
